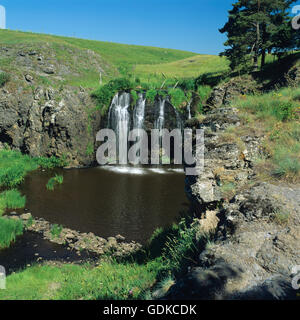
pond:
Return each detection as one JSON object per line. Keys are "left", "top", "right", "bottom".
{"left": 20, "top": 165, "right": 189, "bottom": 244}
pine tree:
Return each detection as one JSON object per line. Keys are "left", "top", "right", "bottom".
{"left": 220, "top": 0, "right": 297, "bottom": 71}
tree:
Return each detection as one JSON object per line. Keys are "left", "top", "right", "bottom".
{"left": 220, "top": 0, "right": 297, "bottom": 71}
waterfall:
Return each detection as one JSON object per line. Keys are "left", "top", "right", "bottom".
{"left": 155, "top": 98, "right": 165, "bottom": 131}
{"left": 108, "top": 92, "right": 131, "bottom": 164}
{"left": 133, "top": 93, "right": 146, "bottom": 131}
{"left": 187, "top": 99, "right": 192, "bottom": 120}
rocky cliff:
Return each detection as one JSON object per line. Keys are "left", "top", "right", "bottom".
{"left": 0, "top": 43, "right": 114, "bottom": 166}
{"left": 170, "top": 106, "right": 300, "bottom": 300}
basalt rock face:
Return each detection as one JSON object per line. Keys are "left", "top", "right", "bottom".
{"left": 174, "top": 107, "right": 300, "bottom": 300}
{"left": 205, "top": 76, "right": 259, "bottom": 110}
{"left": 185, "top": 107, "right": 261, "bottom": 212}
{"left": 0, "top": 86, "right": 100, "bottom": 167}
{"left": 0, "top": 43, "right": 113, "bottom": 167}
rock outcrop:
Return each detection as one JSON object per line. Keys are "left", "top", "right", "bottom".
{"left": 173, "top": 107, "right": 300, "bottom": 300}
{"left": 0, "top": 43, "right": 116, "bottom": 167}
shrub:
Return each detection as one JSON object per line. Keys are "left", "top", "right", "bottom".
{"left": 0, "top": 217, "right": 23, "bottom": 248}
{"left": 46, "top": 174, "right": 64, "bottom": 191}
{"left": 130, "top": 90, "right": 139, "bottom": 106}
{"left": 50, "top": 224, "right": 63, "bottom": 239}
{"left": 168, "top": 88, "right": 187, "bottom": 109}
{"left": 91, "top": 78, "right": 134, "bottom": 115}
{"left": 0, "top": 189, "right": 26, "bottom": 216}
{"left": 146, "top": 89, "right": 157, "bottom": 103}
{"left": 0, "top": 72, "right": 10, "bottom": 87}
{"left": 35, "top": 155, "right": 68, "bottom": 169}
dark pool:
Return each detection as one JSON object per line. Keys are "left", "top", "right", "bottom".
{"left": 20, "top": 166, "right": 189, "bottom": 244}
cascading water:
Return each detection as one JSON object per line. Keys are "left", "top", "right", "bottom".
{"left": 155, "top": 98, "right": 166, "bottom": 131}
{"left": 108, "top": 92, "right": 131, "bottom": 164}
{"left": 133, "top": 93, "right": 146, "bottom": 132}
{"left": 187, "top": 99, "right": 192, "bottom": 120}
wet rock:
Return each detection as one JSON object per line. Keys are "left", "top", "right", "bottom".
{"left": 20, "top": 213, "right": 32, "bottom": 220}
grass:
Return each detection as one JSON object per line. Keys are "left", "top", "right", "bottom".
{"left": 135, "top": 54, "right": 229, "bottom": 82}
{"left": 231, "top": 86, "right": 300, "bottom": 182}
{"left": 0, "top": 259, "right": 161, "bottom": 300}
{"left": 0, "top": 189, "right": 26, "bottom": 216}
{"left": 0, "top": 72, "right": 10, "bottom": 87}
{"left": 0, "top": 149, "right": 67, "bottom": 189}
{"left": 46, "top": 175, "right": 64, "bottom": 191}
{"left": 0, "top": 29, "right": 197, "bottom": 70}
{"left": 50, "top": 224, "right": 63, "bottom": 239}
{"left": 0, "top": 217, "right": 23, "bottom": 249}
{"left": 0, "top": 216, "right": 212, "bottom": 300}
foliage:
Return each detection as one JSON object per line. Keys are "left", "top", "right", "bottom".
{"left": 46, "top": 175, "right": 64, "bottom": 191}
{"left": 50, "top": 224, "right": 63, "bottom": 239}
{"left": 91, "top": 78, "right": 133, "bottom": 115}
{"left": 0, "top": 149, "right": 67, "bottom": 189}
{"left": 35, "top": 156, "right": 68, "bottom": 169}
{"left": 232, "top": 86, "right": 300, "bottom": 182}
{"left": 130, "top": 90, "right": 139, "bottom": 106}
{"left": 0, "top": 150, "right": 39, "bottom": 188}
{"left": 0, "top": 260, "right": 161, "bottom": 300}
{"left": 168, "top": 88, "right": 187, "bottom": 109}
{"left": 0, "top": 217, "right": 23, "bottom": 248}
{"left": 145, "top": 89, "right": 157, "bottom": 103}
{"left": 0, "top": 72, "right": 10, "bottom": 87}
{"left": 220, "top": 0, "right": 297, "bottom": 71}
{"left": 0, "top": 189, "right": 26, "bottom": 216}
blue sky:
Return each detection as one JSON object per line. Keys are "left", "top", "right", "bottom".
{"left": 0, "top": 0, "right": 298, "bottom": 55}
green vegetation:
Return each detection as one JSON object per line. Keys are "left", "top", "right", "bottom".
{"left": 0, "top": 148, "right": 67, "bottom": 249}
{"left": 272, "top": 211, "right": 290, "bottom": 225}
{"left": 0, "top": 216, "right": 212, "bottom": 300}
{"left": 91, "top": 78, "right": 134, "bottom": 115}
{"left": 0, "top": 149, "right": 67, "bottom": 189}
{"left": 46, "top": 175, "right": 64, "bottom": 191}
{"left": 136, "top": 55, "right": 229, "bottom": 81}
{"left": 0, "top": 72, "right": 10, "bottom": 87}
{"left": 0, "top": 260, "right": 160, "bottom": 300}
{"left": 232, "top": 86, "right": 300, "bottom": 182}
{"left": 220, "top": 0, "right": 297, "bottom": 71}
{"left": 0, "top": 190, "right": 26, "bottom": 216}
{"left": 0, "top": 217, "right": 23, "bottom": 249}
{"left": 0, "top": 29, "right": 196, "bottom": 70}
{"left": 50, "top": 224, "right": 63, "bottom": 239}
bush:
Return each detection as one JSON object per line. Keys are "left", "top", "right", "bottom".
{"left": 0, "top": 72, "right": 10, "bottom": 87}
{"left": 46, "top": 174, "right": 64, "bottom": 191}
{"left": 0, "top": 189, "right": 26, "bottom": 216}
{"left": 0, "top": 150, "right": 67, "bottom": 188}
{"left": 168, "top": 88, "right": 187, "bottom": 110}
{"left": 50, "top": 224, "right": 63, "bottom": 239}
{"left": 35, "top": 155, "right": 68, "bottom": 169}
{"left": 91, "top": 78, "right": 134, "bottom": 115}
{"left": 146, "top": 89, "right": 157, "bottom": 103}
{"left": 0, "top": 217, "right": 23, "bottom": 248}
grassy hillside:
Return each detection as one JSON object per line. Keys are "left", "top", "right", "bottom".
{"left": 136, "top": 54, "right": 230, "bottom": 81}
{"left": 0, "top": 29, "right": 197, "bottom": 67}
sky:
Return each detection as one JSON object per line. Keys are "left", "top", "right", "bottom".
{"left": 0, "top": 0, "right": 298, "bottom": 55}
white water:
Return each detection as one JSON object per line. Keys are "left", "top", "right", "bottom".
{"left": 187, "top": 100, "right": 192, "bottom": 120}
{"left": 133, "top": 93, "right": 146, "bottom": 131}
{"left": 108, "top": 92, "right": 131, "bottom": 164}
{"left": 99, "top": 165, "right": 184, "bottom": 176}
{"left": 155, "top": 98, "right": 166, "bottom": 131}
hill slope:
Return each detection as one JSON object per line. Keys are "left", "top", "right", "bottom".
{"left": 0, "top": 30, "right": 197, "bottom": 67}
